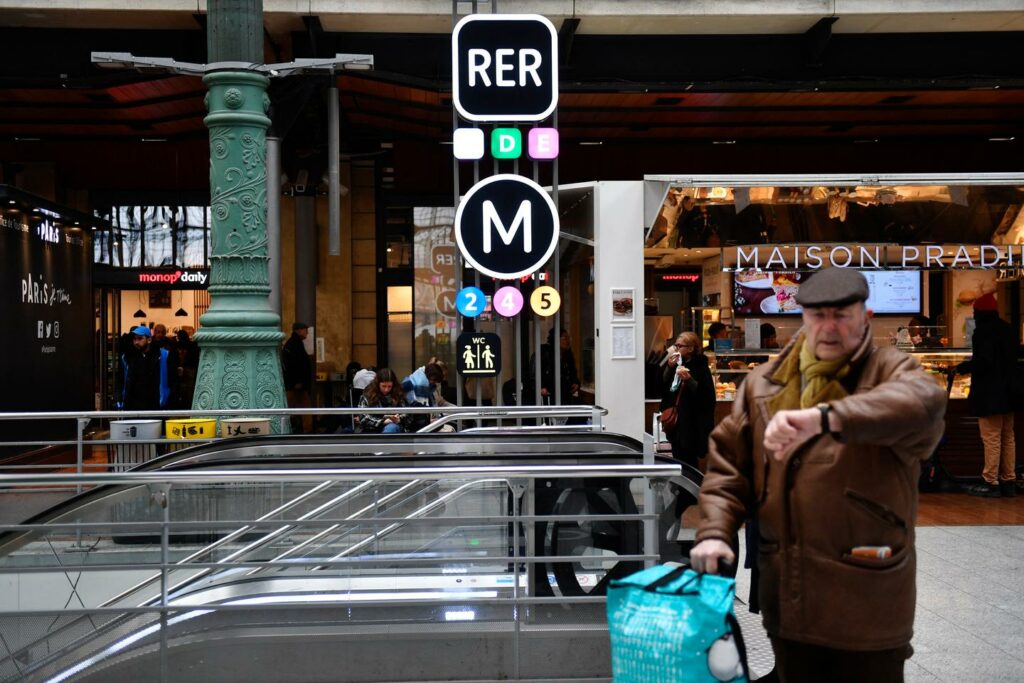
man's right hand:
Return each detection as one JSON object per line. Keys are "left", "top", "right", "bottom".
{"left": 689, "top": 539, "right": 735, "bottom": 575}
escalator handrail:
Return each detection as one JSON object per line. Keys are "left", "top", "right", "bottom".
{"left": 0, "top": 463, "right": 681, "bottom": 488}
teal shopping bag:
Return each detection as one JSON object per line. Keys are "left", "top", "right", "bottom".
{"left": 606, "top": 564, "right": 749, "bottom": 683}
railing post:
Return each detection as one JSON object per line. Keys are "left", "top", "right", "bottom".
{"left": 76, "top": 417, "right": 88, "bottom": 493}
{"left": 508, "top": 478, "right": 528, "bottom": 681}
{"left": 152, "top": 483, "right": 171, "bottom": 683}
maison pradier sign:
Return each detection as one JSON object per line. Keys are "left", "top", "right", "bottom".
{"left": 729, "top": 244, "right": 1024, "bottom": 270}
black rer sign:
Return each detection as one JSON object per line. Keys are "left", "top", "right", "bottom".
{"left": 452, "top": 14, "right": 558, "bottom": 122}
{"left": 455, "top": 174, "right": 559, "bottom": 280}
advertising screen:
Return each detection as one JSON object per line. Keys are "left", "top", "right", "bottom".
{"left": 733, "top": 270, "right": 921, "bottom": 315}
{"left": 0, "top": 207, "right": 92, "bottom": 441}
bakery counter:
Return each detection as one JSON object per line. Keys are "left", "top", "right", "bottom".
{"left": 707, "top": 347, "right": 1022, "bottom": 478}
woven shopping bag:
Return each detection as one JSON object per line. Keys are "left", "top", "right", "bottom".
{"left": 606, "top": 564, "right": 749, "bottom": 683}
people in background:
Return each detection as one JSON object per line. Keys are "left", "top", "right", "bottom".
{"left": 908, "top": 314, "right": 943, "bottom": 348}
{"left": 527, "top": 327, "right": 581, "bottom": 404}
{"left": 281, "top": 322, "right": 313, "bottom": 433}
{"left": 760, "top": 322, "right": 779, "bottom": 349}
{"left": 402, "top": 362, "right": 446, "bottom": 431}
{"left": 691, "top": 268, "right": 946, "bottom": 681}
{"left": 174, "top": 329, "right": 199, "bottom": 408}
{"left": 960, "top": 294, "right": 1018, "bottom": 498}
{"left": 117, "top": 325, "right": 174, "bottom": 411}
{"left": 704, "top": 322, "right": 729, "bottom": 352}
{"left": 151, "top": 323, "right": 174, "bottom": 353}
{"left": 660, "top": 331, "right": 716, "bottom": 468}
{"left": 357, "top": 368, "right": 412, "bottom": 434}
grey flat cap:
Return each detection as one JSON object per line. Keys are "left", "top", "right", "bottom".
{"left": 795, "top": 268, "right": 869, "bottom": 308}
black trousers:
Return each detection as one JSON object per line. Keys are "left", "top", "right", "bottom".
{"left": 770, "top": 638, "right": 912, "bottom": 683}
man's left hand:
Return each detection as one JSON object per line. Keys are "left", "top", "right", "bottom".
{"left": 763, "top": 408, "right": 822, "bottom": 461}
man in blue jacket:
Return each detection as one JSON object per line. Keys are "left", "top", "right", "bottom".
{"left": 117, "top": 325, "right": 173, "bottom": 410}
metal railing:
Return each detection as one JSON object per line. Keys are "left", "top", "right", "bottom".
{"left": 0, "top": 404, "right": 608, "bottom": 483}
{"left": 0, "top": 455, "right": 677, "bottom": 682}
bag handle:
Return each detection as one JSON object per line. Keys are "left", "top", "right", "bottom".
{"left": 643, "top": 565, "right": 701, "bottom": 595}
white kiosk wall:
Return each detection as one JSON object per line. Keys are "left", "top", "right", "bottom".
{"left": 576, "top": 181, "right": 645, "bottom": 441}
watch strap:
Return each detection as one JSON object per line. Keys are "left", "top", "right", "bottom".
{"left": 817, "top": 403, "right": 831, "bottom": 435}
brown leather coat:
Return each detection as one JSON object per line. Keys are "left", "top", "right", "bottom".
{"left": 696, "top": 332, "right": 946, "bottom": 650}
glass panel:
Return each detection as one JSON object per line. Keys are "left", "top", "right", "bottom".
{"left": 111, "top": 207, "right": 142, "bottom": 268}
{"left": 388, "top": 286, "right": 414, "bottom": 373}
{"left": 413, "top": 207, "right": 458, "bottom": 367}
{"left": 176, "top": 206, "right": 209, "bottom": 267}
{"left": 92, "top": 228, "right": 111, "bottom": 264}
{"left": 142, "top": 206, "right": 175, "bottom": 267}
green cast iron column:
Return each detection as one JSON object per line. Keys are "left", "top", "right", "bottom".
{"left": 192, "top": 1, "right": 288, "bottom": 432}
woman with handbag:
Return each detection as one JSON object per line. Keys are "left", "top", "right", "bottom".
{"left": 660, "top": 332, "right": 716, "bottom": 468}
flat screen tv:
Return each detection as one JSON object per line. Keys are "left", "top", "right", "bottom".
{"left": 733, "top": 270, "right": 922, "bottom": 315}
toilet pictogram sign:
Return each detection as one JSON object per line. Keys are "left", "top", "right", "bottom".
{"left": 452, "top": 14, "right": 558, "bottom": 122}
{"left": 457, "top": 331, "right": 502, "bottom": 376}
{"left": 455, "top": 174, "right": 559, "bottom": 280}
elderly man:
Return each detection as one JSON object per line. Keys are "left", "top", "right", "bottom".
{"left": 691, "top": 268, "right": 946, "bottom": 682}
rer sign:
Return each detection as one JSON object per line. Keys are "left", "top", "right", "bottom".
{"left": 452, "top": 14, "right": 558, "bottom": 122}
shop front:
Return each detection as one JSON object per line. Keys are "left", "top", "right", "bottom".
{"left": 91, "top": 205, "right": 212, "bottom": 410}
{"left": 644, "top": 174, "right": 1024, "bottom": 478}
{"left": 0, "top": 186, "right": 96, "bottom": 444}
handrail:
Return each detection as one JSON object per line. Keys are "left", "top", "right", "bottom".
{"left": 0, "top": 405, "right": 607, "bottom": 421}
{"left": 0, "top": 463, "right": 681, "bottom": 487}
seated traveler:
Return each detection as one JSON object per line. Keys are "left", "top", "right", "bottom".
{"left": 357, "top": 368, "right": 412, "bottom": 434}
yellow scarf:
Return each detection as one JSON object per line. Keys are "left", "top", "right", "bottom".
{"left": 765, "top": 333, "right": 852, "bottom": 416}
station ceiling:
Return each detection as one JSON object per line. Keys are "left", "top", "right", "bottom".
{"left": 0, "top": 7, "right": 1022, "bottom": 192}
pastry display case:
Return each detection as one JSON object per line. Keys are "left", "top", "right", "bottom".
{"left": 709, "top": 347, "right": 975, "bottom": 401}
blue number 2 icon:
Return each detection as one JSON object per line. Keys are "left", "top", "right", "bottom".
{"left": 456, "top": 286, "right": 486, "bottom": 318}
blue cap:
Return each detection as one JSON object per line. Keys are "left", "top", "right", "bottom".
{"left": 132, "top": 325, "right": 152, "bottom": 337}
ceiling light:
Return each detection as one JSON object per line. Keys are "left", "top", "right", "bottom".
{"left": 988, "top": 137, "right": 1015, "bottom": 142}
{"left": 174, "top": 307, "right": 188, "bottom": 317}
{"left": 712, "top": 140, "right": 737, "bottom": 145}
{"left": 133, "top": 309, "right": 147, "bottom": 318}
{"left": 579, "top": 141, "right": 603, "bottom": 146}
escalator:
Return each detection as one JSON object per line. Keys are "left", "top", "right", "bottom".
{"left": 0, "top": 432, "right": 686, "bottom": 682}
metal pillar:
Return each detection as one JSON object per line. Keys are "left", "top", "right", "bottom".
{"left": 294, "top": 196, "right": 317, "bottom": 333}
{"left": 327, "top": 85, "right": 341, "bottom": 257}
{"left": 192, "top": 0, "right": 289, "bottom": 432}
{"left": 267, "top": 135, "right": 282, "bottom": 316}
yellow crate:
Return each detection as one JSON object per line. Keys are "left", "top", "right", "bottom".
{"left": 165, "top": 418, "right": 218, "bottom": 440}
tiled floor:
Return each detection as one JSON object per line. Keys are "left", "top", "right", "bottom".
{"left": 734, "top": 525, "right": 1024, "bottom": 681}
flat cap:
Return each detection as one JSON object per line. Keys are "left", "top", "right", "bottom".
{"left": 795, "top": 268, "right": 869, "bottom": 308}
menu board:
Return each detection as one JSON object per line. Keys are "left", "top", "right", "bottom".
{"left": 733, "top": 270, "right": 921, "bottom": 315}
{"left": 863, "top": 271, "right": 922, "bottom": 314}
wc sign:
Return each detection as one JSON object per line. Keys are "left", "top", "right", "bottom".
{"left": 452, "top": 14, "right": 558, "bottom": 122}
{"left": 456, "top": 331, "right": 502, "bottom": 377}
{"left": 455, "top": 174, "right": 559, "bottom": 280}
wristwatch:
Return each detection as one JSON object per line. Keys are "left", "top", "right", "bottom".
{"left": 817, "top": 402, "right": 833, "bottom": 435}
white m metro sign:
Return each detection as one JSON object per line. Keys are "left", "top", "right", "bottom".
{"left": 455, "top": 174, "right": 559, "bottom": 280}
